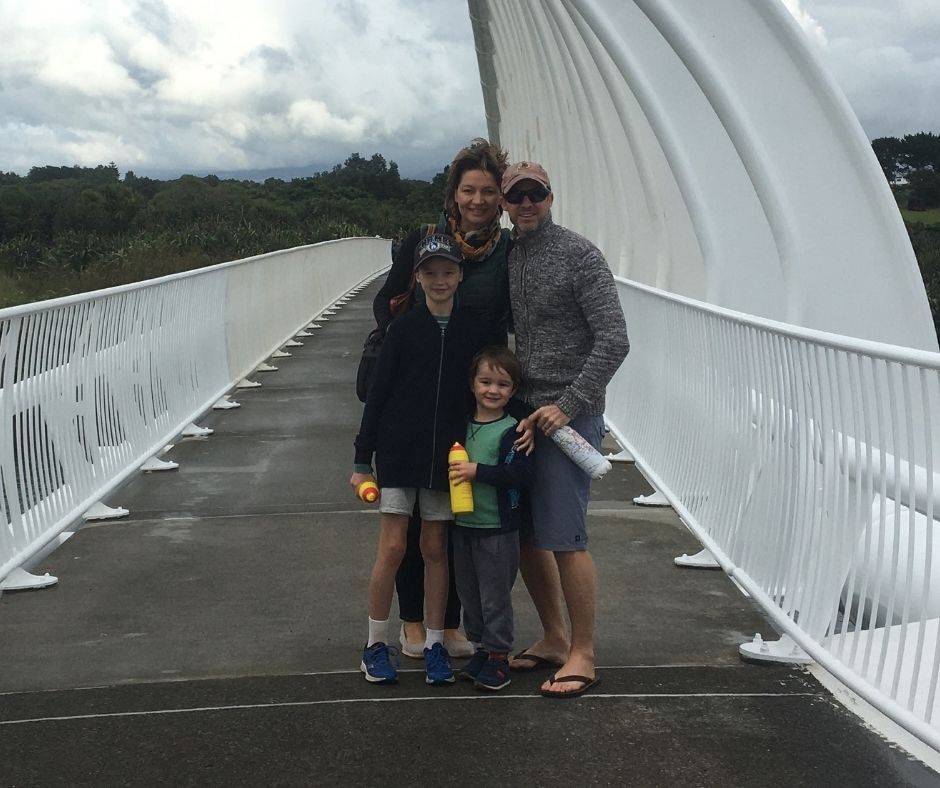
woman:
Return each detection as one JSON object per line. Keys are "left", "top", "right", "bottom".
{"left": 373, "top": 138, "right": 513, "bottom": 659}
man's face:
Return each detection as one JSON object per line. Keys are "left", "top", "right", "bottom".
{"left": 503, "top": 177, "right": 553, "bottom": 234}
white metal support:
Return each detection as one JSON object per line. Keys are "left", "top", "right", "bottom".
{"left": 141, "top": 456, "right": 179, "bottom": 472}
{"left": 740, "top": 634, "right": 812, "bottom": 665}
{"left": 1, "top": 568, "right": 58, "bottom": 591}
{"left": 213, "top": 395, "right": 241, "bottom": 409}
{"left": 295, "top": 330, "right": 312, "bottom": 337}
{"left": 634, "top": 490, "right": 671, "bottom": 506}
{"left": 306, "top": 323, "right": 323, "bottom": 330}
{"left": 606, "top": 449, "right": 635, "bottom": 462}
{"left": 236, "top": 378, "right": 262, "bottom": 389}
{"left": 674, "top": 548, "right": 720, "bottom": 569}
{"left": 254, "top": 363, "right": 278, "bottom": 372}
{"left": 181, "top": 423, "right": 213, "bottom": 437}
{"left": 83, "top": 502, "right": 130, "bottom": 520}
{"left": 271, "top": 350, "right": 291, "bottom": 358}
{"left": 283, "top": 340, "right": 303, "bottom": 348}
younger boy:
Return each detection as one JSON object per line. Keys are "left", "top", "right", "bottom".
{"left": 448, "top": 346, "right": 534, "bottom": 691}
{"left": 350, "top": 234, "right": 501, "bottom": 686}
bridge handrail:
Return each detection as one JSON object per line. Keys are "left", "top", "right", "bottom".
{"left": 0, "top": 237, "right": 390, "bottom": 587}
{"left": 606, "top": 276, "right": 940, "bottom": 751}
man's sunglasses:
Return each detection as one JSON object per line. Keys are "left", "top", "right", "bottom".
{"left": 504, "top": 185, "right": 551, "bottom": 204}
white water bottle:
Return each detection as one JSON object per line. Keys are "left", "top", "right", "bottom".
{"left": 551, "top": 425, "right": 612, "bottom": 479}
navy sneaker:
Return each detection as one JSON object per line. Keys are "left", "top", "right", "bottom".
{"left": 457, "top": 648, "right": 489, "bottom": 682}
{"left": 361, "top": 642, "right": 399, "bottom": 684}
{"left": 424, "top": 642, "right": 455, "bottom": 685}
{"left": 474, "top": 656, "right": 511, "bottom": 691}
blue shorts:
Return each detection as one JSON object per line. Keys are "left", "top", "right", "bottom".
{"left": 527, "top": 414, "right": 604, "bottom": 551}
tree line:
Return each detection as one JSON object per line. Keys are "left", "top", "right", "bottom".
{"left": 0, "top": 154, "right": 447, "bottom": 307}
{"left": 872, "top": 132, "right": 940, "bottom": 209}
{"left": 1, "top": 143, "right": 939, "bottom": 342}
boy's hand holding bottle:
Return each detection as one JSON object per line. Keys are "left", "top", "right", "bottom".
{"left": 448, "top": 459, "right": 478, "bottom": 485}
{"left": 350, "top": 471, "right": 380, "bottom": 502}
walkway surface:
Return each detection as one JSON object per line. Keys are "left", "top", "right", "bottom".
{"left": 1, "top": 281, "right": 938, "bottom": 787}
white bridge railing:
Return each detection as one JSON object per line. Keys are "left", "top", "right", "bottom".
{"left": 0, "top": 237, "right": 389, "bottom": 590}
{"left": 4, "top": 238, "right": 939, "bottom": 751}
{"left": 605, "top": 277, "right": 940, "bottom": 751}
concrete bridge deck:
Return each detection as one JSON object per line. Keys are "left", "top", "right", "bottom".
{"left": 1, "top": 282, "right": 936, "bottom": 787}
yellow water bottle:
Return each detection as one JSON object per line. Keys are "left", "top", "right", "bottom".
{"left": 448, "top": 442, "right": 474, "bottom": 514}
{"left": 357, "top": 479, "right": 380, "bottom": 503}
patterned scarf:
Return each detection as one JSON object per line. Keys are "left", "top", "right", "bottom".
{"left": 447, "top": 213, "right": 502, "bottom": 261}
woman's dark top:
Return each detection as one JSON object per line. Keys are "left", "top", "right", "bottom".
{"left": 373, "top": 221, "right": 512, "bottom": 341}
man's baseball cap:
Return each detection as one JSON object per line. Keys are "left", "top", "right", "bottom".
{"left": 502, "top": 160, "right": 551, "bottom": 193}
{"left": 413, "top": 233, "right": 463, "bottom": 271}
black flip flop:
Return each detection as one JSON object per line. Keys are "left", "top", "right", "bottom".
{"left": 540, "top": 673, "right": 600, "bottom": 698}
{"left": 511, "top": 648, "right": 563, "bottom": 672}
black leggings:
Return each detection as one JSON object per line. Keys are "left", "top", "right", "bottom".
{"left": 395, "top": 508, "right": 461, "bottom": 629}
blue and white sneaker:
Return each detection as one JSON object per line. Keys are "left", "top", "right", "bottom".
{"left": 361, "top": 642, "right": 399, "bottom": 684}
{"left": 474, "top": 656, "right": 511, "bottom": 691}
{"left": 457, "top": 648, "right": 489, "bottom": 682}
{"left": 424, "top": 642, "right": 455, "bottom": 685}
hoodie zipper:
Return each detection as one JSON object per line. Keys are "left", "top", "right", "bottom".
{"left": 429, "top": 322, "right": 446, "bottom": 488}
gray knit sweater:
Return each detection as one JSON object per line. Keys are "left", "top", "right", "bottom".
{"left": 508, "top": 218, "right": 629, "bottom": 418}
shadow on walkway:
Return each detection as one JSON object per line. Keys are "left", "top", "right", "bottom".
{"left": 1, "top": 281, "right": 936, "bottom": 786}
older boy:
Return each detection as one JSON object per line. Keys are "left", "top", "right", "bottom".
{"left": 350, "top": 234, "right": 501, "bottom": 686}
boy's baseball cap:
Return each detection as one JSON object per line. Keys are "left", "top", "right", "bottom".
{"left": 502, "top": 160, "right": 551, "bottom": 193}
{"left": 413, "top": 234, "right": 463, "bottom": 271}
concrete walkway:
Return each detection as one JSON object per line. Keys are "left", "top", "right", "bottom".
{"left": 1, "top": 281, "right": 937, "bottom": 787}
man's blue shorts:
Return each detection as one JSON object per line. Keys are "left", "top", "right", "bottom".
{"left": 526, "top": 414, "right": 604, "bottom": 552}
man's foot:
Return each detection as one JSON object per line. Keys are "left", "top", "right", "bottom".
{"left": 399, "top": 622, "right": 426, "bottom": 659}
{"left": 424, "top": 642, "right": 455, "bottom": 685}
{"left": 539, "top": 654, "right": 595, "bottom": 694}
{"left": 540, "top": 673, "right": 600, "bottom": 698}
{"left": 457, "top": 648, "right": 489, "bottom": 682}
{"left": 443, "top": 628, "right": 475, "bottom": 658}
{"left": 510, "top": 640, "right": 568, "bottom": 672}
{"left": 474, "top": 656, "right": 511, "bottom": 691}
{"left": 361, "top": 642, "right": 399, "bottom": 684}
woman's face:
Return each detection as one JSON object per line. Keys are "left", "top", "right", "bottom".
{"left": 454, "top": 168, "right": 501, "bottom": 231}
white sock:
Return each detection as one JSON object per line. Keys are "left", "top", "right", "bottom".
{"left": 425, "top": 628, "right": 445, "bottom": 650}
{"left": 368, "top": 617, "right": 388, "bottom": 647}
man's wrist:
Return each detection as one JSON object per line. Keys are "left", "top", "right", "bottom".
{"left": 353, "top": 463, "right": 374, "bottom": 475}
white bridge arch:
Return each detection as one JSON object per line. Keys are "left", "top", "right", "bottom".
{"left": 470, "top": 0, "right": 935, "bottom": 351}
{"left": 473, "top": 0, "right": 940, "bottom": 754}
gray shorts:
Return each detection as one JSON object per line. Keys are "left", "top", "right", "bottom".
{"left": 379, "top": 487, "right": 452, "bottom": 521}
{"left": 527, "top": 414, "right": 604, "bottom": 551}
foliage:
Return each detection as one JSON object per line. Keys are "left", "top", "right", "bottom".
{"left": 907, "top": 222, "right": 940, "bottom": 340}
{"left": 0, "top": 154, "right": 447, "bottom": 308}
{"left": 871, "top": 132, "right": 940, "bottom": 186}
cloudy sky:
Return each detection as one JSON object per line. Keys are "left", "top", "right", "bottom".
{"left": 1, "top": 0, "right": 938, "bottom": 180}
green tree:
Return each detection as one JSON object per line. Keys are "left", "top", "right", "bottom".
{"left": 872, "top": 136, "right": 904, "bottom": 182}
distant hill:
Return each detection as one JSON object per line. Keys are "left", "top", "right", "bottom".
{"left": 131, "top": 159, "right": 444, "bottom": 184}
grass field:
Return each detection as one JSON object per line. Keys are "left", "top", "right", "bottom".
{"left": 900, "top": 206, "right": 940, "bottom": 225}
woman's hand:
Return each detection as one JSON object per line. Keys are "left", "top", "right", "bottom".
{"left": 449, "top": 460, "right": 478, "bottom": 484}
{"left": 514, "top": 418, "right": 535, "bottom": 455}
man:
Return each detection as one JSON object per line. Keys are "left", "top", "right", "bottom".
{"left": 502, "top": 161, "right": 629, "bottom": 697}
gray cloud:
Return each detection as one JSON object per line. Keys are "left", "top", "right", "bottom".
{"left": 0, "top": 1, "right": 935, "bottom": 180}
{"left": 795, "top": 0, "right": 940, "bottom": 138}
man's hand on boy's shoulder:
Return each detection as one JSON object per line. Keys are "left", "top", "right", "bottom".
{"left": 514, "top": 418, "right": 535, "bottom": 455}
